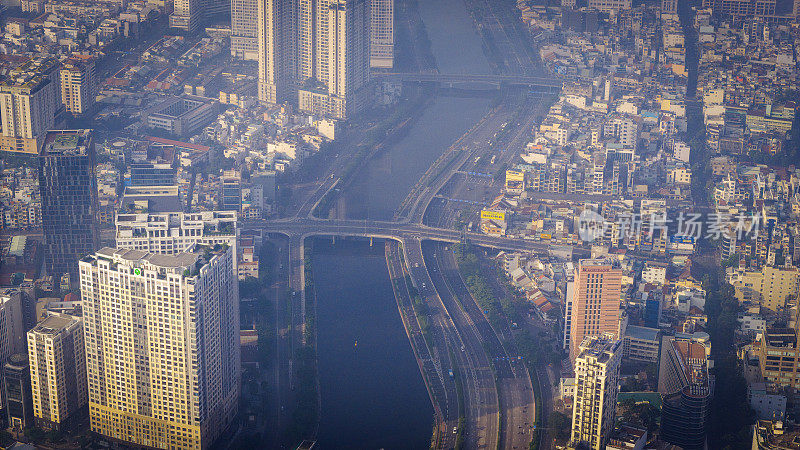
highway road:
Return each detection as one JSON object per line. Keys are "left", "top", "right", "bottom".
{"left": 270, "top": 238, "right": 292, "bottom": 447}
{"left": 422, "top": 241, "right": 500, "bottom": 449}
{"left": 386, "top": 242, "right": 459, "bottom": 448}
{"left": 387, "top": 241, "right": 460, "bottom": 448}
{"left": 432, "top": 244, "right": 536, "bottom": 450}
{"left": 421, "top": 119, "right": 540, "bottom": 450}
{"left": 244, "top": 217, "right": 577, "bottom": 255}
{"left": 403, "top": 238, "right": 497, "bottom": 449}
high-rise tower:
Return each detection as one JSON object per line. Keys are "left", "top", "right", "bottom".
{"left": 38, "top": 129, "right": 99, "bottom": 281}
{"left": 80, "top": 246, "right": 240, "bottom": 449}
{"left": 258, "top": 0, "right": 372, "bottom": 118}
{"left": 370, "top": 0, "right": 393, "bottom": 68}
{"left": 569, "top": 259, "right": 623, "bottom": 361}
{"left": 28, "top": 314, "right": 87, "bottom": 431}
{"left": 571, "top": 334, "right": 622, "bottom": 450}
{"left": 231, "top": 0, "right": 259, "bottom": 60}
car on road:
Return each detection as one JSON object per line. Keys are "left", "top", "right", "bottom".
{"left": 453, "top": 427, "right": 458, "bottom": 434}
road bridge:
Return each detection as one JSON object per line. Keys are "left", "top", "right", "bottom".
{"left": 373, "top": 72, "right": 562, "bottom": 93}
{"left": 242, "top": 218, "right": 561, "bottom": 254}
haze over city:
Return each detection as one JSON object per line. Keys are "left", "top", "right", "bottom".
{"left": 0, "top": 0, "right": 797, "bottom": 448}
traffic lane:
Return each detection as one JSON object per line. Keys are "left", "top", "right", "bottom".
{"left": 422, "top": 242, "right": 501, "bottom": 449}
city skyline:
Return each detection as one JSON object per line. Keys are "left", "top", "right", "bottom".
{"left": 0, "top": 0, "right": 797, "bottom": 447}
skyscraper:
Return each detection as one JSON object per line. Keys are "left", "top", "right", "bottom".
{"left": 60, "top": 57, "right": 97, "bottom": 116}
{"left": 28, "top": 314, "right": 87, "bottom": 431}
{"left": 0, "top": 58, "right": 62, "bottom": 154}
{"left": 38, "top": 130, "right": 100, "bottom": 281}
{"left": 257, "top": 0, "right": 296, "bottom": 104}
{"left": 258, "top": 0, "right": 371, "bottom": 119}
{"left": 370, "top": 0, "right": 393, "bottom": 68}
{"left": 231, "top": 0, "right": 259, "bottom": 60}
{"left": 658, "top": 335, "right": 711, "bottom": 450}
{"left": 171, "top": 0, "right": 231, "bottom": 32}
{"left": 661, "top": 0, "right": 678, "bottom": 14}
{"left": 0, "top": 289, "right": 26, "bottom": 363}
{"left": 569, "top": 259, "right": 623, "bottom": 361}
{"left": 80, "top": 246, "right": 240, "bottom": 449}
{"left": 571, "top": 334, "right": 622, "bottom": 450}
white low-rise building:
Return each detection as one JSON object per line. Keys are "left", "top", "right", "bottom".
{"left": 116, "top": 208, "right": 237, "bottom": 254}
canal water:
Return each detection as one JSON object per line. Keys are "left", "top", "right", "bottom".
{"left": 314, "top": 240, "right": 432, "bottom": 449}
{"left": 343, "top": 0, "right": 492, "bottom": 220}
{"left": 314, "top": 0, "right": 494, "bottom": 447}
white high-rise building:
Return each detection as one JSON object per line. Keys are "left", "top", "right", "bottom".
{"left": 231, "top": 0, "right": 259, "bottom": 60}
{"left": 662, "top": 0, "right": 678, "bottom": 14}
{"left": 571, "top": 334, "right": 622, "bottom": 450}
{"left": 79, "top": 247, "right": 240, "bottom": 449}
{"left": 171, "top": 0, "right": 231, "bottom": 32}
{"left": 258, "top": 0, "right": 371, "bottom": 119}
{"left": 299, "top": 0, "right": 371, "bottom": 118}
{"left": 562, "top": 262, "right": 575, "bottom": 351}
{"left": 370, "top": 0, "right": 393, "bottom": 68}
{"left": 27, "top": 314, "right": 87, "bottom": 431}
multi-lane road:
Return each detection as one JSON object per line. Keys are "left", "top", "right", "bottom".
{"left": 241, "top": 217, "right": 577, "bottom": 255}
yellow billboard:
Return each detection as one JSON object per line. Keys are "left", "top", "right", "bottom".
{"left": 481, "top": 210, "right": 506, "bottom": 221}
{"left": 505, "top": 170, "right": 524, "bottom": 182}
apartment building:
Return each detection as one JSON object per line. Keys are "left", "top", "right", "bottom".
{"left": 258, "top": 0, "right": 371, "bottom": 119}
{"left": 0, "top": 58, "right": 62, "bottom": 154}
{"left": 0, "top": 289, "right": 26, "bottom": 363}
{"left": 27, "top": 314, "right": 87, "bottom": 431}
{"left": 231, "top": 0, "right": 259, "bottom": 60}
{"left": 587, "top": 0, "right": 632, "bottom": 13}
{"left": 571, "top": 334, "right": 622, "bottom": 450}
{"left": 729, "top": 265, "right": 800, "bottom": 311}
{"left": 569, "top": 259, "right": 623, "bottom": 361}
{"left": 60, "top": 57, "right": 97, "bottom": 116}
{"left": 115, "top": 210, "right": 237, "bottom": 254}
{"left": 79, "top": 247, "right": 240, "bottom": 449}
{"left": 370, "top": 0, "right": 393, "bottom": 68}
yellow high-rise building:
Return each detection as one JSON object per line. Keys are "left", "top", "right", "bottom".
{"left": 571, "top": 334, "right": 622, "bottom": 450}
{"left": 79, "top": 246, "right": 240, "bottom": 449}
{"left": 0, "top": 58, "right": 62, "bottom": 154}
{"left": 28, "top": 314, "right": 87, "bottom": 431}
{"left": 59, "top": 57, "right": 97, "bottom": 116}
{"left": 729, "top": 265, "right": 800, "bottom": 311}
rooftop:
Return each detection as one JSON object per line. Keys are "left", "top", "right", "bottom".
{"left": 671, "top": 338, "right": 710, "bottom": 396}
{"left": 577, "top": 334, "right": 620, "bottom": 364}
{"left": 31, "top": 314, "right": 77, "bottom": 336}
{"left": 626, "top": 325, "right": 660, "bottom": 341}
{"left": 39, "top": 130, "right": 93, "bottom": 157}
{"left": 95, "top": 247, "right": 199, "bottom": 269}
{"left": 119, "top": 185, "right": 182, "bottom": 213}
{"left": 764, "top": 328, "right": 798, "bottom": 348}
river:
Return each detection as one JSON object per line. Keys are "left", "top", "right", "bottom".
{"left": 314, "top": 0, "right": 493, "bottom": 447}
